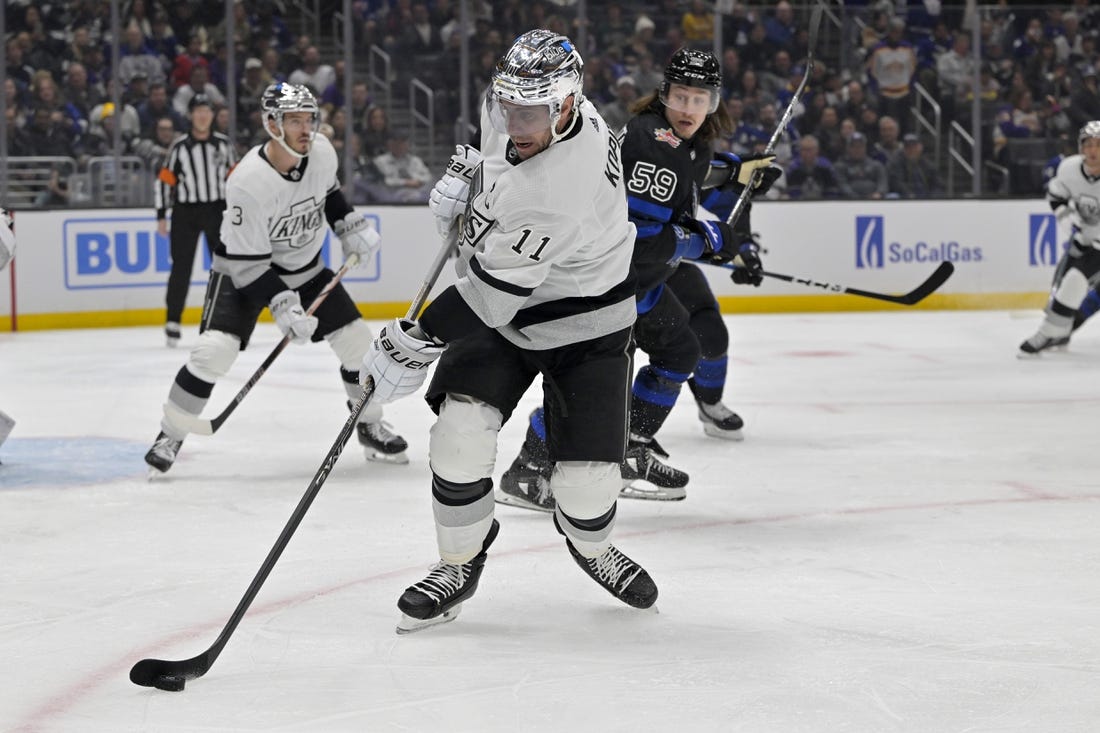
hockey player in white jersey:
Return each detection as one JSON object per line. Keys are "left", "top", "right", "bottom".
{"left": 360, "top": 29, "right": 658, "bottom": 632}
{"left": 1019, "top": 120, "right": 1100, "bottom": 357}
{"left": 145, "top": 83, "right": 408, "bottom": 473}
{"left": 0, "top": 208, "right": 15, "bottom": 460}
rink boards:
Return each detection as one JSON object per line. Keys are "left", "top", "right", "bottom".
{"left": 0, "top": 199, "right": 1061, "bottom": 331}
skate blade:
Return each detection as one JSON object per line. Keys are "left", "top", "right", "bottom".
{"left": 146, "top": 467, "right": 167, "bottom": 481}
{"left": 619, "top": 483, "right": 686, "bottom": 501}
{"left": 363, "top": 447, "right": 409, "bottom": 465}
{"left": 494, "top": 490, "right": 555, "bottom": 513}
{"left": 396, "top": 604, "right": 462, "bottom": 635}
{"left": 701, "top": 424, "right": 744, "bottom": 441}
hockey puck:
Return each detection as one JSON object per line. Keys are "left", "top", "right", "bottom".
{"left": 153, "top": 675, "right": 186, "bottom": 692}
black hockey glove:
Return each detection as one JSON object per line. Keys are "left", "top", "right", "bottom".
{"left": 729, "top": 241, "right": 764, "bottom": 287}
{"left": 684, "top": 218, "right": 738, "bottom": 263}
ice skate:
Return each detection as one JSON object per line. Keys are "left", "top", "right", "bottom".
{"left": 165, "top": 322, "right": 181, "bottom": 348}
{"left": 620, "top": 437, "right": 687, "bottom": 501}
{"left": 396, "top": 519, "right": 500, "bottom": 634}
{"left": 558, "top": 519, "right": 658, "bottom": 609}
{"left": 696, "top": 398, "right": 745, "bottom": 441}
{"left": 1017, "top": 330, "right": 1070, "bottom": 358}
{"left": 357, "top": 420, "right": 409, "bottom": 464}
{"left": 144, "top": 431, "right": 183, "bottom": 477}
{"left": 496, "top": 446, "right": 555, "bottom": 512}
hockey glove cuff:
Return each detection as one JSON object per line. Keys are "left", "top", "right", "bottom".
{"left": 334, "top": 213, "right": 380, "bottom": 267}
{"left": 360, "top": 318, "right": 446, "bottom": 404}
{"left": 270, "top": 290, "right": 319, "bottom": 344}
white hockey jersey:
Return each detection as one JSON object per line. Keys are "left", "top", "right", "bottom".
{"left": 1047, "top": 154, "right": 1100, "bottom": 250}
{"left": 215, "top": 134, "right": 341, "bottom": 289}
{"left": 454, "top": 96, "right": 637, "bottom": 350}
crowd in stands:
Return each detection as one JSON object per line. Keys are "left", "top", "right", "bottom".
{"left": 4, "top": 1, "right": 1100, "bottom": 206}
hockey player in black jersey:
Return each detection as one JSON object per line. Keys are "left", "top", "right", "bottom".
{"left": 498, "top": 48, "right": 780, "bottom": 509}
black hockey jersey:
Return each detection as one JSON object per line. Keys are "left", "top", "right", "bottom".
{"left": 621, "top": 110, "right": 715, "bottom": 294}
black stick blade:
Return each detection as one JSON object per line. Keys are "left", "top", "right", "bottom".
{"left": 900, "top": 260, "right": 954, "bottom": 304}
{"left": 130, "top": 654, "right": 208, "bottom": 691}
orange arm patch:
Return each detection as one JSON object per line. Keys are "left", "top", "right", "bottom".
{"left": 157, "top": 168, "right": 178, "bottom": 186}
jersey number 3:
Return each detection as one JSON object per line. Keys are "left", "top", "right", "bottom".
{"left": 627, "top": 162, "right": 677, "bottom": 202}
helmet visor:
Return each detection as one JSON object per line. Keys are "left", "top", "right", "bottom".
{"left": 660, "top": 83, "right": 720, "bottom": 115}
{"left": 488, "top": 96, "right": 554, "bottom": 136}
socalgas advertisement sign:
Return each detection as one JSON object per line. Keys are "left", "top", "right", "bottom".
{"left": 0, "top": 200, "right": 1064, "bottom": 329}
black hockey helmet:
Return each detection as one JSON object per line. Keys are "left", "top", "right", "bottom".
{"left": 660, "top": 48, "right": 721, "bottom": 114}
{"left": 664, "top": 48, "right": 721, "bottom": 91}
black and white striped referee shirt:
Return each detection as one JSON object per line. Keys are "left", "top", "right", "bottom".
{"left": 154, "top": 131, "right": 236, "bottom": 218}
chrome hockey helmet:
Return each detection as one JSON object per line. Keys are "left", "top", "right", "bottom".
{"left": 660, "top": 48, "right": 722, "bottom": 114}
{"left": 261, "top": 82, "right": 320, "bottom": 159}
{"left": 1079, "top": 120, "right": 1100, "bottom": 151}
{"left": 488, "top": 29, "right": 584, "bottom": 144}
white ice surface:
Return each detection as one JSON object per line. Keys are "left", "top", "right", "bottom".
{"left": 1, "top": 310, "right": 1098, "bottom": 732}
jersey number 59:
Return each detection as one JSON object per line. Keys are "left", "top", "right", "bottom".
{"left": 627, "top": 162, "right": 677, "bottom": 202}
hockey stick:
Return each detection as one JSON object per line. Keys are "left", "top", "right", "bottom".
{"left": 720, "top": 260, "right": 955, "bottom": 306}
{"left": 725, "top": 2, "right": 823, "bottom": 229}
{"left": 129, "top": 226, "right": 459, "bottom": 692}
{"left": 163, "top": 254, "right": 361, "bottom": 436}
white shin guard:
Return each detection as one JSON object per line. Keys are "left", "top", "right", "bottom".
{"left": 328, "top": 320, "right": 382, "bottom": 423}
{"left": 552, "top": 461, "right": 621, "bottom": 558}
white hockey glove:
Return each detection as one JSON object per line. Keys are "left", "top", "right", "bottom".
{"left": 333, "top": 212, "right": 380, "bottom": 267}
{"left": 429, "top": 144, "right": 481, "bottom": 238}
{"left": 0, "top": 208, "right": 14, "bottom": 272}
{"left": 270, "top": 290, "right": 318, "bottom": 344}
{"left": 360, "top": 318, "right": 446, "bottom": 404}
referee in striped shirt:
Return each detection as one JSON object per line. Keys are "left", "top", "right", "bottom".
{"left": 155, "top": 94, "right": 236, "bottom": 347}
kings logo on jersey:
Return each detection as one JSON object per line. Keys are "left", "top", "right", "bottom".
{"left": 1028, "top": 213, "right": 1060, "bottom": 267}
{"left": 270, "top": 197, "right": 325, "bottom": 249}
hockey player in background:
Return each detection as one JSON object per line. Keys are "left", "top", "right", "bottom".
{"left": 360, "top": 29, "right": 658, "bottom": 632}
{"left": 144, "top": 83, "right": 408, "bottom": 474}
{"left": 498, "top": 48, "right": 780, "bottom": 510}
{"left": 0, "top": 208, "right": 15, "bottom": 460}
{"left": 1019, "top": 120, "right": 1100, "bottom": 357}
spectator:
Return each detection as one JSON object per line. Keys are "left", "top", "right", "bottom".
{"left": 759, "top": 49, "right": 792, "bottom": 96}
{"left": 288, "top": 46, "right": 336, "bottom": 97}
{"left": 631, "top": 50, "right": 663, "bottom": 98}
{"left": 119, "top": 23, "right": 167, "bottom": 86}
{"left": 1053, "top": 11, "right": 1085, "bottom": 64}
{"left": 138, "top": 82, "right": 185, "bottom": 137}
{"left": 27, "top": 70, "right": 84, "bottom": 140}
{"left": 6, "top": 36, "right": 35, "bottom": 88}
{"left": 834, "top": 132, "right": 888, "bottom": 199}
{"left": 937, "top": 32, "right": 977, "bottom": 123}
{"left": 147, "top": 12, "right": 180, "bottom": 64}
{"left": 680, "top": 0, "right": 715, "bottom": 48}
{"left": 61, "top": 62, "right": 102, "bottom": 124}
{"left": 624, "top": 15, "right": 659, "bottom": 63}
{"left": 785, "top": 134, "right": 842, "bottom": 199}
{"left": 237, "top": 58, "right": 266, "bottom": 120}
{"left": 839, "top": 80, "right": 875, "bottom": 124}
{"left": 259, "top": 47, "right": 286, "bottom": 86}
{"left": 360, "top": 104, "right": 390, "bottom": 158}
{"left": 887, "top": 133, "right": 942, "bottom": 198}
{"left": 122, "top": 70, "right": 150, "bottom": 107}
{"left": 14, "top": 105, "right": 76, "bottom": 158}
{"left": 814, "top": 105, "right": 844, "bottom": 162}
{"left": 171, "top": 34, "right": 208, "bottom": 91}
{"left": 172, "top": 64, "right": 226, "bottom": 118}
{"left": 371, "top": 131, "right": 432, "bottom": 203}
{"left": 756, "top": 101, "right": 798, "bottom": 166}
{"left": 595, "top": 3, "right": 633, "bottom": 54}
{"left": 872, "top": 115, "right": 903, "bottom": 164}
{"left": 320, "top": 60, "right": 347, "bottom": 115}
{"left": 398, "top": 2, "right": 445, "bottom": 57}
{"left": 87, "top": 97, "right": 142, "bottom": 149}
{"left": 599, "top": 75, "right": 637, "bottom": 134}
{"left": 764, "top": 0, "right": 798, "bottom": 50}
{"left": 132, "top": 115, "right": 180, "bottom": 171}
{"left": 348, "top": 81, "right": 373, "bottom": 137}
{"left": 1068, "top": 67, "right": 1100, "bottom": 129}
{"left": 866, "top": 17, "right": 918, "bottom": 133}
